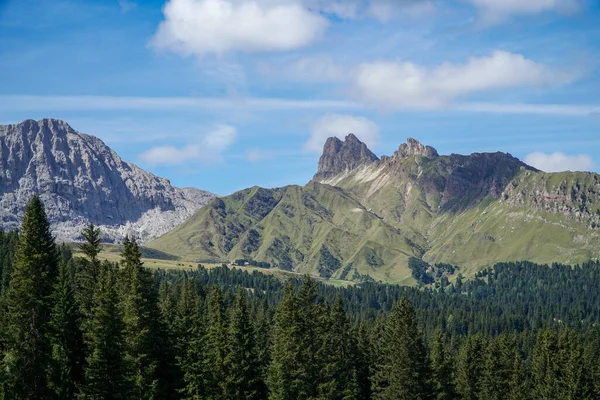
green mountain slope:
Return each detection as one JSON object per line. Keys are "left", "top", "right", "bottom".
{"left": 148, "top": 136, "right": 600, "bottom": 284}
{"left": 148, "top": 183, "right": 422, "bottom": 284}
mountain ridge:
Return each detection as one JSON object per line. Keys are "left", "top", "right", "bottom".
{"left": 149, "top": 134, "right": 600, "bottom": 284}
{"left": 0, "top": 118, "right": 216, "bottom": 242}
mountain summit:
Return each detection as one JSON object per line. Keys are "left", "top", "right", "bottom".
{"left": 0, "top": 118, "right": 215, "bottom": 242}
{"left": 314, "top": 134, "right": 379, "bottom": 181}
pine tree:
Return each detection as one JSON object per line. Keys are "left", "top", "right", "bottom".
{"left": 253, "top": 295, "right": 272, "bottom": 398}
{"left": 49, "top": 259, "right": 85, "bottom": 398}
{"left": 532, "top": 329, "right": 559, "bottom": 400}
{"left": 296, "top": 274, "right": 326, "bottom": 399}
{"left": 430, "top": 329, "right": 456, "bottom": 400}
{"left": 3, "top": 195, "right": 59, "bottom": 398}
{"left": 556, "top": 328, "right": 584, "bottom": 400}
{"left": 508, "top": 350, "right": 527, "bottom": 400}
{"left": 176, "top": 279, "right": 207, "bottom": 399}
{"left": 224, "top": 287, "right": 262, "bottom": 399}
{"left": 318, "top": 294, "right": 359, "bottom": 399}
{"left": 76, "top": 223, "right": 103, "bottom": 325}
{"left": 267, "top": 282, "right": 302, "bottom": 400}
{"left": 120, "top": 236, "right": 160, "bottom": 399}
{"left": 79, "top": 223, "right": 103, "bottom": 262}
{"left": 582, "top": 328, "right": 600, "bottom": 399}
{"left": 455, "top": 334, "right": 485, "bottom": 400}
{"left": 480, "top": 335, "right": 513, "bottom": 400}
{"left": 371, "top": 296, "right": 433, "bottom": 400}
{"left": 205, "top": 286, "right": 228, "bottom": 399}
{"left": 81, "top": 261, "right": 129, "bottom": 399}
{"left": 355, "top": 323, "right": 373, "bottom": 400}
{"left": 156, "top": 280, "right": 183, "bottom": 399}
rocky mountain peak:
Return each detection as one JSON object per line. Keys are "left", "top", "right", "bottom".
{"left": 314, "top": 134, "right": 379, "bottom": 181}
{"left": 0, "top": 118, "right": 216, "bottom": 243}
{"left": 394, "top": 138, "right": 439, "bottom": 159}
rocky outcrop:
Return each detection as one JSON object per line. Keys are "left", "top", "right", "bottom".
{"left": 0, "top": 118, "right": 216, "bottom": 242}
{"left": 394, "top": 138, "right": 438, "bottom": 159}
{"left": 313, "top": 134, "right": 379, "bottom": 181}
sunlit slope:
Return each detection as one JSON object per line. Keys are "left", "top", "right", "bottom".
{"left": 148, "top": 182, "right": 421, "bottom": 284}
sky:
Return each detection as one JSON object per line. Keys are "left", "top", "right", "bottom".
{"left": 0, "top": 0, "right": 598, "bottom": 195}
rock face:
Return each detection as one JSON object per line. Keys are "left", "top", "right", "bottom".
{"left": 394, "top": 138, "right": 439, "bottom": 159}
{"left": 0, "top": 118, "right": 216, "bottom": 243}
{"left": 314, "top": 134, "right": 379, "bottom": 181}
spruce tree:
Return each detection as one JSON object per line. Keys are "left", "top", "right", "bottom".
{"left": 556, "top": 328, "right": 584, "bottom": 400}
{"left": 176, "top": 279, "right": 207, "bottom": 399}
{"left": 267, "top": 282, "right": 302, "bottom": 400}
{"left": 371, "top": 296, "right": 433, "bottom": 400}
{"left": 508, "top": 350, "right": 527, "bottom": 400}
{"left": 480, "top": 335, "right": 513, "bottom": 400}
{"left": 79, "top": 223, "right": 103, "bottom": 262}
{"left": 355, "top": 323, "right": 373, "bottom": 400}
{"left": 296, "top": 274, "right": 326, "bottom": 399}
{"left": 120, "top": 236, "right": 160, "bottom": 399}
{"left": 205, "top": 286, "right": 228, "bottom": 399}
{"left": 430, "top": 329, "right": 456, "bottom": 400}
{"left": 532, "top": 329, "right": 559, "bottom": 400}
{"left": 76, "top": 223, "right": 103, "bottom": 325}
{"left": 224, "top": 287, "right": 262, "bottom": 399}
{"left": 582, "top": 328, "right": 600, "bottom": 399}
{"left": 455, "top": 334, "right": 485, "bottom": 400}
{"left": 156, "top": 280, "right": 183, "bottom": 399}
{"left": 3, "top": 195, "right": 59, "bottom": 398}
{"left": 81, "top": 261, "right": 129, "bottom": 399}
{"left": 49, "top": 258, "right": 85, "bottom": 398}
{"left": 253, "top": 295, "right": 272, "bottom": 398}
{"left": 318, "top": 294, "right": 359, "bottom": 399}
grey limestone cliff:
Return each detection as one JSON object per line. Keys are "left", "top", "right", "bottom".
{"left": 0, "top": 118, "right": 215, "bottom": 243}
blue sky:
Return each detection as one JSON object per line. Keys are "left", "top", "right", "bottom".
{"left": 0, "top": 0, "right": 598, "bottom": 195}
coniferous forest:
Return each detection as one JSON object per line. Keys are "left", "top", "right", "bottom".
{"left": 2, "top": 196, "right": 600, "bottom": 399}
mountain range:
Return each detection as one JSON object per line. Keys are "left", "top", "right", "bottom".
{"left": 0, "top": 119, "right": 215, "bottom": 242}
{"left": 1, "top": 118, "right": 599, "bottom": 284}
{"left": 148, "top": 134, "right": 600, "bottom": 284}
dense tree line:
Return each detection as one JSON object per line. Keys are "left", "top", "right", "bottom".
{"left": 1, "top": 196, "right": 600, "bottom": 399}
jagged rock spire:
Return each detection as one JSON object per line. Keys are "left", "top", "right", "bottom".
{"left": 394, "top": 138, "right": 439, "bottom": 159}
{"left": 314, "top": 134, "right": 379, "bottom": 181}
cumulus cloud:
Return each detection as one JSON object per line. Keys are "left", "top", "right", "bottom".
{"left": 305, "top": 114, "right": 380, "bottom": 153}
{"left": 524, "top": 152, "right": 595, "bottom": 172}
{"left": 150, "top": 0, "right": 327, "bottom": 56}
{"left": 465, "top": 0, "right": 581, "bottom": 24}
{"left": 139, "top": 125, "right": 237, "bottom": 165}
{"left": 353, "top": 51, "right": 573, "bottom": 110}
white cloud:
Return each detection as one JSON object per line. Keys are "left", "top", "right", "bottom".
{"left": 353, "top": 51, "right": 574, "bottom": 110}
{"left": 524, "top": 152, "right": 595, "bottom": 172}
{"left": 202, "top": 124, "right": 237, "bottom": 151}
{"left": 305, "top": 114, "right": 380, "bottom": 153}
{"left": 139, "top": 144, "right": 203, "bottom": 166}
{"left": 150, "top": 0, "right": 327, "bottom": 56}
{"left": 465, "top": 0, "right": 581, "bottom": 24}
{"left": 139, "top": 124, "right": 237, "bottom": 165}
